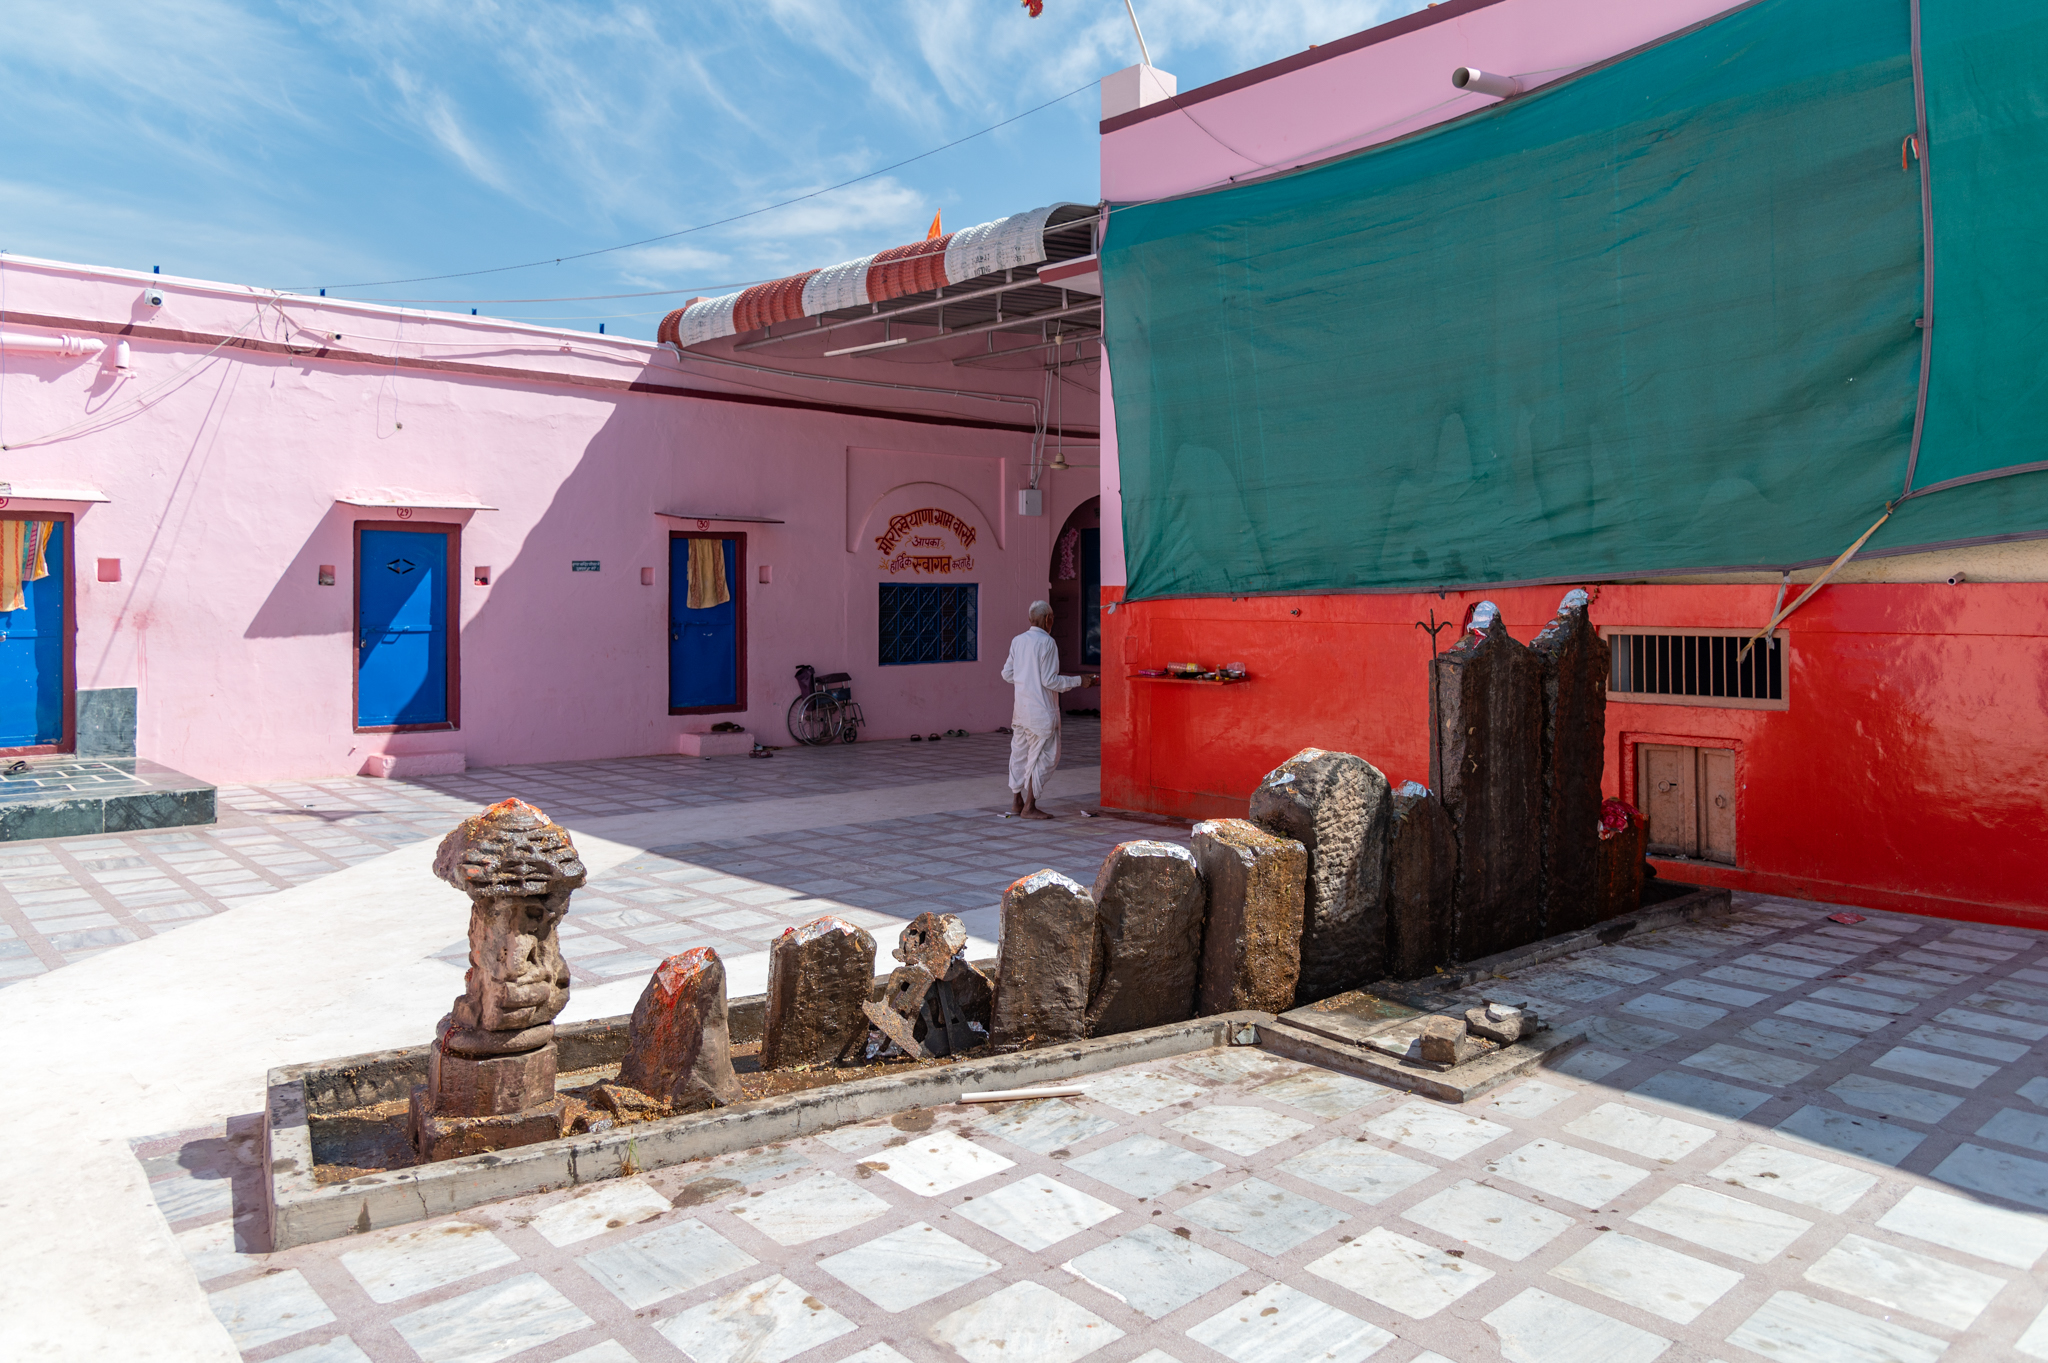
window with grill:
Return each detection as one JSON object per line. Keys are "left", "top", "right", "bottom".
{"left": 879, "top": 583, "right": 978, "bottom": 666}
{"left": 1605, "top": 628, "right": 1788, "bottom": 710}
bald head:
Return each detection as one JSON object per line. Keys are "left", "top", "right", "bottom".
{"left": 1028, "top": 601, "right": 1054, "bottom": 628}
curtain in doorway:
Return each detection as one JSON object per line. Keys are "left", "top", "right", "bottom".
{"left": 686, "top": 537, "right": 730, "bottom": 610}
{"left": 0, "top": 521, "right": 54, "bottom": 613}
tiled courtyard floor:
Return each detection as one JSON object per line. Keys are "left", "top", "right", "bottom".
{"left": 142, "top": 895, "right": 2048, "bottom": 1363}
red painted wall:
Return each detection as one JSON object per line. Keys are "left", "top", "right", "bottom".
{"left": 1100, "top": 581, "right": 2048, "bottom": 929}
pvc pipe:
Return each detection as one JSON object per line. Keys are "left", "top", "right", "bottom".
{"left": 958, "top": 1086, "right": 1085, "bottom": 1103}
{"left": 0, "top": 331, "right": 106, "bottom": 358}
{"left": 1453, "top": 67, "right": 1523, "bottom": 98}
{"left": 115, "top": 340, "right": 132, "bottom": 372}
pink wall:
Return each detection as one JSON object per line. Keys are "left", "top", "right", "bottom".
{"left": 0, "top": 256, "right": 1098, "bottom": 782}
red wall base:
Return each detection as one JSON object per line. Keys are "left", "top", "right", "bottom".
{"left": 1099, "top": 581, "right": 2048, "bottom": 929}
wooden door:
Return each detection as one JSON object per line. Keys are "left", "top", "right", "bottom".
{"left": 1700, "top": 748, "right": 1737, "bottom": 864}
{"left": 1639, "top": 743, "right": 1698, "bottom": 857}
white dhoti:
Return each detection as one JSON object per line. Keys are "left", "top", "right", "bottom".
{"left": 1008, "top": 724, "right": 1060, "bottom": 795}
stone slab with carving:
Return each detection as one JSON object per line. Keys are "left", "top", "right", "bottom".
{"left": 1531, "top": 590, "right": 1609, "bottom": 936}
{"left": 760, "top": 916, "right": 876, "bottom": 1069}
{"left": 1250, "top": 748, "right": 1391, "bottom": 1004}
{"left": 1085, "top": 840, "right": 1205, "bottom": 1037}
{"left": 1192, "top": 819, "right": 1306, "bottom": 1016}
{"left": 1386, "top": 784, "right": 1456, "bottom": 980}
{"left": 615, "top": 948, "right": 743, "bottom": 1113}
{"left": 990, "top": 870, "right": 1097, "bottom": 1051}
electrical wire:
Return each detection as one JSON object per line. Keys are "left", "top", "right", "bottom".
{"left": 0, "top": 308, "right": 266, "bottom": 450}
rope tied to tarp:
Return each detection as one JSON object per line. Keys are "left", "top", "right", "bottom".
{"left": 1737, "top": 501, "right": 1896, "bottom": 661}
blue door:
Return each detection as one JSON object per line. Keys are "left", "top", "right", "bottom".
{"left": 670, "top": 537, "right": 738, "bottom": 709}
{"left": 0, "top": 520, "right": 65, "bottom": 747}
{"left": 357, "top": 528, "right": 449, "bottom": 726}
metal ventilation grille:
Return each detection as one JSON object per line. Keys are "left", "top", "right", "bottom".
{"left": 1606, "top": 628, "right": 1788, "bottom": 710}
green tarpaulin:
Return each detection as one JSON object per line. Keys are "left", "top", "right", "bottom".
{"left": 1105, "top": 0, "right": 2048, "bottom": 599}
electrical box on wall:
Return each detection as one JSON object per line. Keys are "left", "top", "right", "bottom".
{"left": 1017, "top": 488, "right": 1043, "bottom": 516}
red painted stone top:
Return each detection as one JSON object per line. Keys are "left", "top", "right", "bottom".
{"left": 433, "top": 797, "right": 588, "bottom": 896}
{"left": 780, "top": 916, "right": 871, "bottom": 947}
{"left": 651, "top": 946, "right": 721, "bottom": 999}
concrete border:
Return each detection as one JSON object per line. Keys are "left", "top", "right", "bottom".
{"left": 1258, "top": 1018, "right": 1581, "bottom": 1103}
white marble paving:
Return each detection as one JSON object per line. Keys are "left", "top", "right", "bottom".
{"left": 819, "top": 1221, "right": 1001, "bottom": 1312}
{"left": 1735, "top": 953, "right": 1829, "bottom": 979}
{"left": 1486, "top": 1138, "right": 1650, "bottom": 1209}
{"left": 1930, "top": 1141, "right": 2048, "bottom": 1210}
{"left": 1186, "top": 1281, "right": 1392, "bottom": 1363}
{"left": 1979, "top": 1106, "right": 2048, "bottom": 1154}
{"left": 953, "top": 1172, "right": 1120, "bottom": 1252}
{"left": 1935, "top": 1005, "right": 2048, "bottom": 1041}
{"left": 530, "top": 1178, "right": 673, "bottom": 1247}
{"left": 1564, "top": 1015, "right": 1679, "bottom": 1054}
{"left": 838, "top": 1346, "right": 915, "bottom": 1363}
{"left": 1906, "top": 1022, "right": 2030, "bottom": 1061}
{"left": 814, "top": 1122, "right": 895, "bottom": 1154}
{"left": 1872, "top": 959, "right": 1970, "bottom": 987}
{"left": 1900, "top": 948, "right": 1989, "bottom": 972}
{"left": 1063, "top": 1223, "right": 1247, "bottom": 1318}
{"left": 1365, "top": 1099, "right": 1510, "bottom": 1159}
{"left": 577, "top": 1216, "right": 757, "bottom": 1309}
{"left": 1738, "top": 1017, "right": 1859, "bottom": 1060}
{"left": 1402, "top": 1178, "right": 1576, "bottom": 1261}
{"left": 866, "top": 1130, "right": 1015, "bottom": 1196}
{"left": 207, "top": 1270, "right": 338, "bottom": 1351}
{"left": 1166, "top": 1104, "right": 1313, "bottom": 1156}
{"left": 1564, "top": 955, "right": 1661, "bottom": 985}
{"left": 175, "top": 1218, "right": 264, "bottom": 1284}
{"left": 1551, "top": 1047, "right": 1631, "bottom": 1081}
{"left": 1804, "top": 1232, "right": 2007, "bottom": 1330}
{"left": 1631, "top": 1069, "right": 1769, "bottom": 1120}
{"left": 1549, "top": 1230, "right": 1742, "bottom": 1324}
{"left": 1663, "top": 977, "right": 1766, "bottom": 1007}
{"left": 1486, "top": 1079, "right": 1574, "bottom": 1120}
{"left": 1808, "top": 984, "right": 1919, "bottom": 1015}
{"left": 1870, "top": 1044, "right": 2000, "bottom": 1089}
{"left": 1681, "top": 1041, "right": 1815, "bottom": 1087}
{"left": 1083, "top": 1069, "right": 1207, "bottom": 1116}
{"left": 1966, "top": 990, "right": 2048, "bottom": 1024}
{"left": 1843, "top": 969, "right": 1951, "bottom": 1000}
{"left": 1280, "top": 1138, "right": 1437, "bottom": 1205}
{"left": 2022, "top": 1304, "right": 2048, "bottom": 1361}
{"left": 1253, "top": 1069, "right": 1391, "bottom": 1118}
{"left": 973, "top": 1097, "right": 1117, "bottom": 1154}
{"left": 657, "top": 1273, "right": 856, "bottom": 1363}
{"left": 1565, "top": 1102, "right": 1716, "bottom": 1162}
{"left": 1620, "top": 993, "right": 1725, "bottom": 1030}
{"left": 927, "top": 1279, "right": 1122, "bottom": 1363}
{"left": 1174, "top": 1047, "right": 1306, "bottom": 1086}
{"left": 269, "top": 1339, "right": 374, "bottom": 1363}
{"left": 391, "top": 1272, "right": 591, "bottom": 1363}
{"left": 1877, "top": 1184, "right": 2048, "bottom": 1268}
{"left": 1702, "top": 964, "right": 1805, "bottom": 992}
{"left": 1774, "top": 1104, "right": 1925, "bottom": 1166}
{"left": 1709, "top": 1143, "right": 1876, "bottom": 1214}
{"left": 1067, "top": 1135, "right": 1224, "bottom": 1200}
{"left": 2025, "top": 1075, "right": 2048, "bottom": 1107}
{"left": 1482, "top": 1287, "right": 1670, "bottom": 1363}
{"left": 1178, "top": 1176, "right": 1348, "bottom": 1255}
{"left": 1606, "top": 945, "right": 1698, "bottom": 970}
{"left": 1825, "top": 1071, "right": 1961, "bottom": 1123}
{"left": 1627, "top": 1182, "right": 1811, "bottom": 1263}
{"left": 338, "top": 1220, "right": 519, "bottom": 1304}
{"left": 1309, "top": 1225, "right": 1493, "bottom": 1319}
{"left": 725, "top": 1174, "right": 891, "bottom": 1245}
{"left": 1762, "top": 942, "right": 1858, "bottom": 966}
{"left": 1775, "top": 999, "right": 1892, "bottom": 1034}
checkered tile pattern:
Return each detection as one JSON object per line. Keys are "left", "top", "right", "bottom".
{"left": 139, "top": 892, "right": 2048, "bottom": 1362}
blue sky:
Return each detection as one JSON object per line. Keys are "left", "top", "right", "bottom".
{"left": 1, "top": 0, "right": 1424, "bottom": 338}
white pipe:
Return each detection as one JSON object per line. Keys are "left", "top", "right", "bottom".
{"left": 115, "top": 340, "right": 132, "bottom": 372}
{"left": 1453, "top": 67, "right": 1523, "bottom": 98}
{"left": 959, "top": 1086, "right": 1085, "bottom": 1103}
{"left": 0, "top": 331, "right": 106, "bottom": 358}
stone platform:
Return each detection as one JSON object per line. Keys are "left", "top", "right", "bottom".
{"left": 0, "top": 756, "right": 216, "bottom": 841}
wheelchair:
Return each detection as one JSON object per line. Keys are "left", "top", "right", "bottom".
{"left": 787, "top": 664, "right": 865, "bottom": 745}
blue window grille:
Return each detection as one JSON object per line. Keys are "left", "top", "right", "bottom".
{"left": 880, "top": 583, "right": 978, "bottom": 665}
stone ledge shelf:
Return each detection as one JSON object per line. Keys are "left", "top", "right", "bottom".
{"left": 0, "top": 756, "right": 215, "bottom": 841}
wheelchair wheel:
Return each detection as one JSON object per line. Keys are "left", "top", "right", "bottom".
{"left": 788, "top": 692, "right": 841, "bottom": 746}
{"left": 838, "top": 702, "right": 864, "bottom": 743}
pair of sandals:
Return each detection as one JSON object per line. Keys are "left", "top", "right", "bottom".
{"left": 909, "top": 729, "right": 972, "bottom": 742}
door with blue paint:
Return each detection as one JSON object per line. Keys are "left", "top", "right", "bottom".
{"left": 669, "top": 536, "right": 740, "bottom": 710}
{"left": 0, "top": 519, "right": 66, "bottom": 748}
{"left": 357, "top": 527, "right": 450, "bottom": 727}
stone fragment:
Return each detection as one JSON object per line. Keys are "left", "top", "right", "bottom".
{"left": 1595, "top": 801, "right": 1648, "bottom": 922}
{"left": 1386, "top": 783, "right": 1456, "bottom": 980}
{"left": 591, "top": 1083, "right": 672, "bottom": 1119}
{"left": 1417, "top": 1015, "right": 1466, "bottom": 1065}
{"left": 425, "top": 1029, "right": 556, "bottom": 1118}
{"left": 411, "top": 1100, "right": 570, "bottom": 1162}
{"left": 943, "top": 956, "right": 995, "bottom": 1033}
{"left": 1084, "top": 840, "right": 1206, "bottom": 1037}
{"left": 1249, "top": 748, "right": 1392, "bottom": 1004}
{"left": 896, "top": 912, "right": 968, "bottom": 977}
{"left": 862, "top": 964, "right": 935, "bottom": 1058}
{"left": 1530, "top": 590, "right": 1610, "bottom": 936}
{"left": 1431, "top": 603, "right": 1544, "bottom": 962}
{"left": 1192, "top": 819, "right": 1307, "bottom": 1016}
{"left": 615, "top": 948, "right": 743, "bottom": 1112}
{"left": 760, "top": 916, "right": 877, "bottom": 1069}
{"left": 1466, "top": 1002, "right": 1541, "bottom": 1046}
{"left": 989, "top": 870, "right": 1097, "bottom": 1051}
{"left": 890, "top": 913, "right": 988, "bottom": 1057}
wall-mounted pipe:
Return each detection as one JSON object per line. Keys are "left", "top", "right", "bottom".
{"left": 1453, "top": 67, "right": 1523, "bottom": 98}
{"left": 0, "top": 331, "right": 107, "bottom": 359}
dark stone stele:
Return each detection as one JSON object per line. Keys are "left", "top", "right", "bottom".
{"left": 1431, "top": 605, "right": 1544, "bottom": 962}
{"left": 1249, "top": 747, "right": 1392, "bottom": 1005}
{"left": 1385, "top": 785, "right": 1457, "bottom": 980}
{"left": 1084, "top": 840, "right": 1205, "bottom": 1037}
{"left": 1530, "top": 590, "right": 1610, "bottom": 936}
{"left": 989, "top": 870, "right": 1097, "bottom": 1051}
{"left": 1595, "top": 816, "right": 1649, "bottom": 923}
{"left": 615, "top": 947, "right": 743, "bottom": 1112}
{"left": 760, "top": 916, "right": 876, "bottom": 1070}
{"left": 1192, "top": 819, "right": 1307, "bottom": 1016}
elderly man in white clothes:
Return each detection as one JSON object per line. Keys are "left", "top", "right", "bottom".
{"left": 1000, "top": 600, "right": 1099, "bottom": 820}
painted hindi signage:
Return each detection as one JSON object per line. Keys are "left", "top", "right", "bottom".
{"left": 876, "top": 507, "right": 976, "bottom": 575}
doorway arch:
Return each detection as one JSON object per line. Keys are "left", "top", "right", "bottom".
{"left": 1047, "top": 496, "right": 1101, "bottom": 677}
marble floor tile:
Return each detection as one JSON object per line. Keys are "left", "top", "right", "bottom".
{"left": 577, "top": 1217, "right": 757, "bottom": 1309}
{"left": 1826, "top": 1072, "right": 1960, "bottom": 1124}
{"left": 2024, "top": 1076, "right": 2048, "bottom": 1108}
{"left": 1774, "top": 1105, "right": 1925, "bottom": 1166}
{"left": 1735, "top": 953, "right": 1829, "bottom": 979}
{"left": 1663, "top": 977, "right": 1766, "bottom": 1008}
{"left": 1835, "top": 970, "right": 1939, "bottom": 999}
{"left": 1935, "top": 1005, "right": 2048, "bottom": 1041}
{"left": 1562, "top": 1016, "right": 1679, "bottom": 1054}
{"left": 1186, "top": 1281, "right": 1392, "bottom": 1363}
{"left": 814, "top": 1122, "right": 895, "bottom": 1154}
{"left": 1309, "top": 1224, "right": 1492, "bottom": 1319}
{"left": 953, "top": 1172, "right": 1120, "bottom": 1251}
{"left": 1564, "top": 955, "right": 1661, "bottom": 985}
{"left": 1279, "top": 1139, "right": 1437, "bottom": 1206}
{"left": 1253, "top": 1070, "right": 1391, "bottom": 1118}
{"left": 1930, "top": 1141, "right": 2048, "bottom": 1210}
{"left": 150, "top": 1173, "right": 234, "bottom": 1224}
{"left": 1989, "top": 978, "right": 2048, "bottom": 1007}
{"left": 1964, "top": 991, "right": 2048, "bottom": 1024}
{"left": 1737, "top": 1017, "right": 1860, "bottom": 1061}
{"left": 1619, "top": 994, "right": 1725, "bottom": 1030}
{"left": 1067, "top": 1135, "right": 1223, "bottom": 1200}
{"left": 1775, "top": 999, "right": 1892, "bottom": 1034}
{"left": 339, "top": 1220, "right": 520, "bottom": 1303}
{"left": 1508, "top": 968, "right": 1620, "bottom": 1002}
{"left": 1485, "top": 1080, "right": 1574, "bottom": 1120}
{"left": 207, "top": 1271, "right": 338, "bottom": 1351}
{"left": 1174, "top": 1047, "right": 1307, "bottom": 1086}
{"left": 725, "top": 1174, "right": 891, "bottom": 1245}
{"left": 1870, "top": 1045, "right": 2000, "bottom": 1089}
{"left": 1551, "top": 1048, "right": 1631, "bottom": 1081}
{"left": 174, "top": 1219, "right": 265, "bottom": 1284}
{"left": 530, "top": 1178, "right": 674, "bottom": 1247}
{"left": 1365, "top": 1100, "right": 1511, "bottom": 1160}
{"left": 1063, "top": 1223, "right": 1246, "bottom": 1319}
{"left": 1083, "top": 1069, "right": 1206, "bottom": 1116}
{"left": 1709, "top": 1143, "right": 1877, "bottom": 1214}
{"left": 1632, "top": 1069, "right": 1770, "bottom": 1120}
{"left": 1762, "top": 942, "right": 1858, "bottom": 967}
{"left": 391, "top": 1273, "right": 592, "bottom": 1363}
{"left": 1564, "top": 1102, "right": 1716, "bottom": 1162}
{"left": 1877, "top": 1185, "right": 2048, "bottom": 1269}
{"left": 269, "top": 1339, "right": 373, "bottom": 1363}
{"left": 867, "top": 1131, "right": 1015, "bottom": 1196}
{"left": 1870, "top": 960, "right": 1969, "bottom": 987}
{"left": 819, "top": 1221, "right": 1000, "bottom": 1312}
{"left": 1627, "top": 1182, "right": 1811, "bottom": 1263}
{"left": 1178, "top": 1177, "right": 1348, "bottom": 1256}
{"left": 1729, "top": 1291, "right": 1945, "bottom": 1363}
{"left": 1482, "top": 1287, "right": 1670, "bottom": 1363}
{"left": 1703, "top": 964, "right": 1807, "bottom": 992}
{"left": 1979, "top": 1107, "right": 2048, "bottom": 1155}
{"left": 1485, "top": 1139, "right": 1650, "bottom": 1209}
{"left": 1402, "top": 1179, "right": 1576, "bottom": 1261}
{"left": 927, "top": 1279, "right": 1121, "bottom": 1363}
{"left": 657, "top": 1273, "right": 856, "bottom": 1363}
{"left": 1900, "top": 948, "right": 1989, "bottom": 972}
{"left": 703, "top": 1146, "right": 814, "bottom": 1188}
{"left": 1808, "top": 985, "right": 1920, "bottom": 1015}
{"left": 1606, "top": 945, "right": 1698, "bottom": 971}
{"left": 974, "top": 1098, "right": 1118, "bottom": 1155}
{"left": 1167, "top": 1105, "right": 1314, "bottom": 1156}
{"left": 838, "top": 1346, "right": 914, "bottom": 1363}
{"left": 1803, "top": 1232, "right": 2006, "bottom": 1330}
{"left": 1548, "top": 1230, "right": 1743, "bottom": 1324}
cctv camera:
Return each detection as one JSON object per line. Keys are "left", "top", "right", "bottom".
{"left": 143, "top": 288, "right": 164, "bottom": 308}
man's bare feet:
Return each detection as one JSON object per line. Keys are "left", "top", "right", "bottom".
{"left": 1020, "top": 807, "right": 1054, "bottom": 820}
{"left": 1011, "top": 791, "right": 1024, "bottom": 814}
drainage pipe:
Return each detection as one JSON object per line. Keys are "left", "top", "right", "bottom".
{"left": 0, "top": 331, "right": 106, "bottom": 358}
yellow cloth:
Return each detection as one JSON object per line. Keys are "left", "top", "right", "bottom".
{"left": 0, "top": 521, "right": 21, "bottom": 614}
{"left": 686, "top": 538, "right": 730, "bottom": 610}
